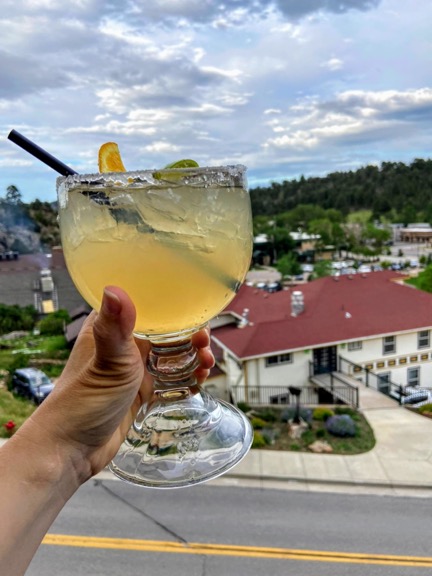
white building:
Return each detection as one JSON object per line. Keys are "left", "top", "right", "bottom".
{"left": 207, "top": 271, "right": 432, "bottom": 406}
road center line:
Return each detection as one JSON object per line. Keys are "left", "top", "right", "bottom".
{"left": 42, "top": 535, "right": 432, "bottom": 567}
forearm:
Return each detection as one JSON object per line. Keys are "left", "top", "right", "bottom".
{"left": 0, "top": 412, "right": 89, "bottom": 576}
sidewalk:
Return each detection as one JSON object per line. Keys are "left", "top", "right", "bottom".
{"left": 218, "top": 384, "right": 432, "bottom": 495}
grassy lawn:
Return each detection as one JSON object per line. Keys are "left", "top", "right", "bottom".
{"left": 248, "top": 405, "right": 376, "bottom": 455}
{"left": 0, "top": 334, "right": 69, "bottom": 377}
{"left": 0, "top": 333, "right": 70, "bottom": 437}
{"left": 0, "top": 388, "right": 37, "bottom": 438}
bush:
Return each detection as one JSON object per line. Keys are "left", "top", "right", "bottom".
{"left": 418, "top": 403, "right": 432, "bottom": 414}
{"left": 237, "top": 402, "right": 251, "bottom": 413}
{"left": 261, "top": 427, "right": 279, "bottom": 445}
{"left": 256, "top": 408, "right": 277, "bottom": 423}
{"left": 326, "top": 414, "right": 357, "bottom": 437}
{"left": 312, "top": 407, "right": 334, "bottom": 421}
{"left": 281, "top": 406, "right": 313, "bottom": 424}
{"left": 38, "top": 310, "right": 71, "bottom": 336}
{"left": 334, "top": 406, "right": 357, "bottom": 417}
{"left": 334, "top": 406, "right": 360, "bottom": 420}
{"left": 250, "top": 417, "right": 267, "bottom": 430}
{"left": 252, "top": 431, "right": 266, "bottom": 448}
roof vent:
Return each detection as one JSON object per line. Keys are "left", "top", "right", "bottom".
{"left": 238, "top": 308, "right": 250, "bottom": 328}
{"left": 291, "top": 290, "right": 304, "bottom": 317}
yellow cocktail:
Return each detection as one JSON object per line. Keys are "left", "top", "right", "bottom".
{"left": 58, "top": 166, "right": 252, "bottom": 339}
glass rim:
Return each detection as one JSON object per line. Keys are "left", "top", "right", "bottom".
{"left": 57, "top": 164, "right": 247, "bottom": 190}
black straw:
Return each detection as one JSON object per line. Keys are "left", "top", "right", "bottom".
{"left": 7, "top": 129, "right": 77, "bottom": 176}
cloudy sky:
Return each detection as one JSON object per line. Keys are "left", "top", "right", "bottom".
{"left": 1, "top": 0, "right": 432, "bottom": 203}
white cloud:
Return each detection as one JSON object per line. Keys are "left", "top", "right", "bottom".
{"left": 144, "top": 141, "right": 180, "bottom": 153}
{"left": 2, "top": 0, "right": 432, "bottom": 202}
{"left": 322, "top": 57, "right": 343, "bottom": 71}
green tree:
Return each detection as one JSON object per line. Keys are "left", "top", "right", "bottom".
{"left": 6, "top": 185, "right": 22, "bottom": 205}
{"left": 407, "top": 265, "right": 432, "bottom": 293}
{"left": 310, "top": 260, "right": 332, "bottom": 280}
{"left": 276, "top": 252, "right": 302, "bottom": 278}
{"left": 0, "top": 304, "right": 38, "bottom": 335}
{"left": 38, "top": 310, "right": 71, "bottom": 336}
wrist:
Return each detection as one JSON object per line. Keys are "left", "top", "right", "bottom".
{"left": 12, "top": 407, "right": 92, "bottom": 493}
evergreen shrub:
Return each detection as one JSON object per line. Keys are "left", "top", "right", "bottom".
{"left": 326, "top": 414, "right": 357, "bottom": 437}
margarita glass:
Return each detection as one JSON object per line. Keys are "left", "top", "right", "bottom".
{"left": 57, "top": 165, "right": 253, "bottom": 488}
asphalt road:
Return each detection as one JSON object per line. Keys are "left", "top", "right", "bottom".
{"left": 27, "top": 479, "right": 432, "bottom": 576}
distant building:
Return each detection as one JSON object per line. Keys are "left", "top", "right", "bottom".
{"left": 400, "top": 223, "right": 432, "bottom": 244}
{"left": 0, "top": 247, "right": 87, "bottom": 315}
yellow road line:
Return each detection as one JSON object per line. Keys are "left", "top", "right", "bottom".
{"left": 42, "top": 535, "right": 432, "bottom": 567}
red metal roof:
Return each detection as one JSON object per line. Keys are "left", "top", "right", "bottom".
{"left": 212, "top": 271, "right": 432, "bottom": 359}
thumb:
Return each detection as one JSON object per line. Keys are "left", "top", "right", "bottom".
{"left": 92, "top": 286, "right": 139, "bottom": 372}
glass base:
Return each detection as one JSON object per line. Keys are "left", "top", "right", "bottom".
{"left": 109, "top": 388, "right": 253, "bottom": 489}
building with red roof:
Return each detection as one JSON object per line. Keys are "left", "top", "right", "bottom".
{"left": 206, "top": 271, "right": 432, "bottom": 405}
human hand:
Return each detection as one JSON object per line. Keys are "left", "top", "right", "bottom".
{"left": 32, "top": 286, "right": 214, "bottom": 481}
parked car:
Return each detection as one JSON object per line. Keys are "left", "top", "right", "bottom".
{"left": 266, "top": 281, "right": 283, "bottom": 293}
{"left": 401, "top": 389, "right": 432, "bottom": 408}
{"left": 11, "top": 368, "right": 54, "bottom": 405}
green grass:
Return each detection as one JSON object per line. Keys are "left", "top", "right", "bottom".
{"left": 0, "top": 335, "right": 70, "bottom": 372}
{"left": 0, "top": 388, "right": 36, "bottom": 438}
{"left": 0, "top": 334, "right": 70, "bottom": 435}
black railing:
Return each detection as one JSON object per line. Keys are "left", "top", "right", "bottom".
{"left": 338, "top": 356, "right": 404, "bottom": 404}
{"left": 231, "top": 384, "right": 359, "bottom": 408}
{"left": 231, "top": 385, "right": 318, "bottom": 407}
{"left": 313, "top": 372, "right": 359, "bottom": 408}
{"left": 308, "top": 361, "right": 359, "bottom": 408}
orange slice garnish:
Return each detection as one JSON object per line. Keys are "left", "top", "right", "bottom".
{"left": 98, "top": 142, "right": 126, "bottom": 173}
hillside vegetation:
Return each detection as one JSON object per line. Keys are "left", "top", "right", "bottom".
{"left": 2, "top": 158, "right": 432, "bottom": 255}
{"left": 250, "top": 159, "right": 432, "bottom": 222}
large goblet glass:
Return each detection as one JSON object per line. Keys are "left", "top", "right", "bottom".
{"left": 57, "top": 165, "right": 253, "bottom": 488}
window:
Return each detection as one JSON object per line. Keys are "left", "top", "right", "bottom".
{"left": 378, "top": 372, "right": 391, "bottom": 393}
{"left": 383, "top": 336, "right": 396, "bottom": 355}
{"left": 348, "top": 341, "right": 362, "bottom": 351}
{"left": 407, "top": 366, "right": 420, "bottom": 387}
{"left": 418, "top": 330, "right": 430, "bottom": 350}
{"left": 265, "top": 353, "right": 292, "bottom": 367}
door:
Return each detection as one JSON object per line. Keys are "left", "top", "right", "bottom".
{"left": 313, "top": 346, "right": 338, "bottom": 375}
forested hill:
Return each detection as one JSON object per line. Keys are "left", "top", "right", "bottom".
{"left": 250, "top": 159, "right": 432, "bottom": 222}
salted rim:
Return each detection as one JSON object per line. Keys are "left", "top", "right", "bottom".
{"left": 57, "top": 164, "right": 247, "bottom": 191}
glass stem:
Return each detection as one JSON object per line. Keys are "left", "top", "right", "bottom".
{"left": 146, "top": 338, "right": 200, "bottom": 391}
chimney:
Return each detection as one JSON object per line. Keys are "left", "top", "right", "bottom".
{"left": 291, "top": 290, "right": 304, "bottom": 317}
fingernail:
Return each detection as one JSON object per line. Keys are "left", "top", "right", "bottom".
{"left": 102, "top": 287, "right": 121, "bottom": 316}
